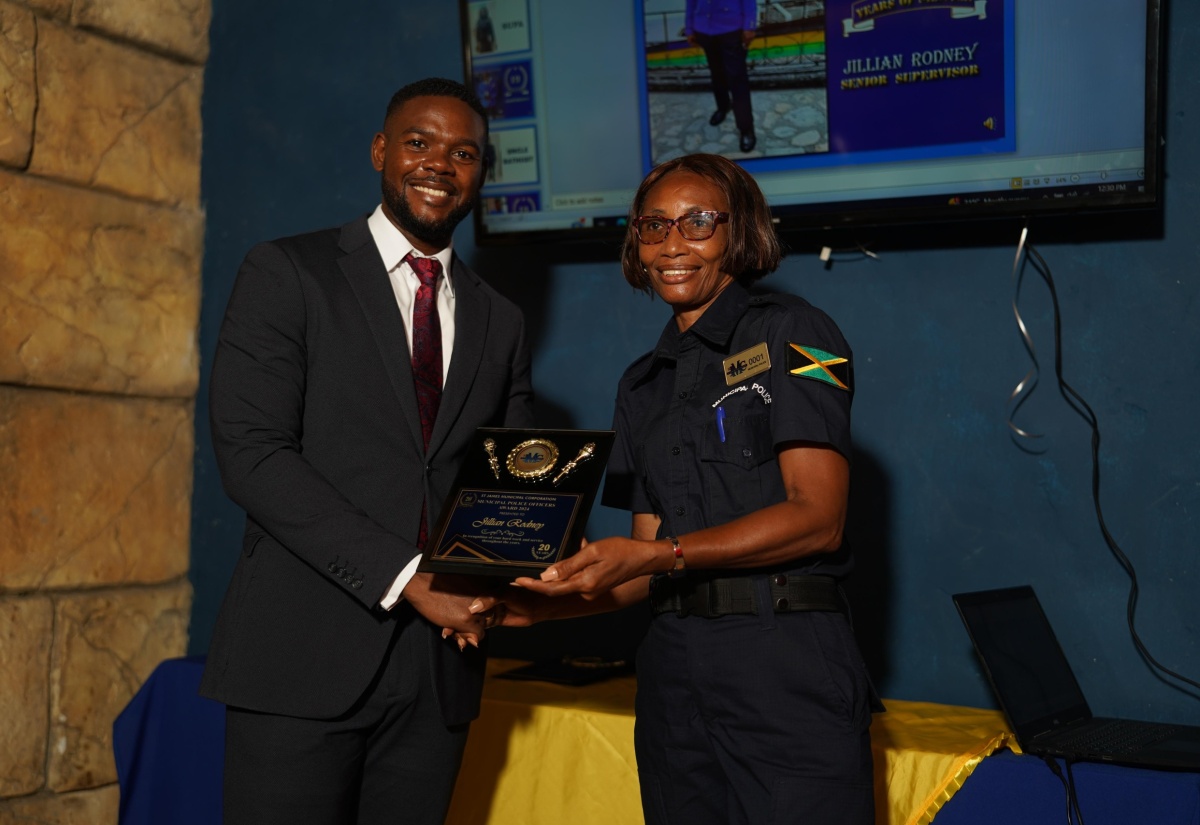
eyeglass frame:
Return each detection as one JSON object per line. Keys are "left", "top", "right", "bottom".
{"left": 631, "top": 211, "right": 730, "bottom": 244}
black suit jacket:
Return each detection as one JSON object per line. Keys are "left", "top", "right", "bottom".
{"left": 200, "top": 214, "right": 534, "bottom": 725}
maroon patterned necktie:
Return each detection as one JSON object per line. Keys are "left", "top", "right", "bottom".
{"left": 407, "top": 252, "right": 443, "bottom": 549}
{"left": 407, "top": 253, "right": 443, "bottom": 446}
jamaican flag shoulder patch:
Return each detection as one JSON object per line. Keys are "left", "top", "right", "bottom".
{"left": 786, "top": 343, "right": 851, "bottom": 391}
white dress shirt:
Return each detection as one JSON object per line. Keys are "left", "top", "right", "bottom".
{"left": 366, "top": 205, "right": 456, "bottom": 609}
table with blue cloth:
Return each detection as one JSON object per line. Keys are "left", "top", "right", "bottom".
{"left": 113, "top": 655, "right": 225, "bottom": 825}
{"left": 113, "top": 656, "right": 1200, "bottom": 825}
{"left": 934, "top": 748, "right": 1200, "bottom": 825}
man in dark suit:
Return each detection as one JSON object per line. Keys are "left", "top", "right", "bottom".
{"left": 201, "top": 77, "right": 533, "bottom": 825}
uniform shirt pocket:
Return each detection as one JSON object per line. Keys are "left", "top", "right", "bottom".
{"left": 698, "top": 409, "right": 775, "bottom": 525}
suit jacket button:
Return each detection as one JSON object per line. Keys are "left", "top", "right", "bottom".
{"left": 327, "top": 562, "right": 337, "bottom": 573}
{"left": 774, "top": 574, "right": 788, "bottom": 586}
{"left": 775, "top": 597, "right": 789, "bottom": 611}
{"left": 351, "top": 579, "right": 363, "bottom": 589}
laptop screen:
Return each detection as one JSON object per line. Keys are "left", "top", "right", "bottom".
{"left": 954, "top": 586, "right": 1093, "bottom": 739}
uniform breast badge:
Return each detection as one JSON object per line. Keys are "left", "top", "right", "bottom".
{"left": 723, "top": 342, "right": 771, "bottom": 385}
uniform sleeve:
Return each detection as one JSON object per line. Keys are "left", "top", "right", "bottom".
{"left": 765, "top": 303, "right": 854, "bottom": 461}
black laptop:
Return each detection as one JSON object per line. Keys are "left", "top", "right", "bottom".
{"left": 953, "top": 585, "right": 1200, "bottom": 771}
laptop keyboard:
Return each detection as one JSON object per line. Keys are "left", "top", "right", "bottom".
{"left": 1052, "top": 719, "right": 1182, "bottom": 755}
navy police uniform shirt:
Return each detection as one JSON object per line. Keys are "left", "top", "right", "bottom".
{"left": 601, "top": 279, "right": 855, "bottom": 578}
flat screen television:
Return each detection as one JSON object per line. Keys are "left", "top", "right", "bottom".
{"left": 460, "top": 0, "right": 1165, "bottom": 248}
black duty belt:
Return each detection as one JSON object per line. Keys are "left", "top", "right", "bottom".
{"left": 649, "top": 572, "right": 843, "bottom": 618}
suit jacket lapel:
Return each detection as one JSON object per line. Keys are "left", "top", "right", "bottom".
{"left": 430, "top": 257, "right": 488, "bottom": 457}
{"left": 338, "top": 216, "right": 425, "bottom": 451}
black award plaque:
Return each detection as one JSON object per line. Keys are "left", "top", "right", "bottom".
{"left": 419, "top": 428, "right": 615, "bottom": 578}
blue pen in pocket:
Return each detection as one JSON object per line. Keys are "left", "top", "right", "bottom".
{"left": 716, "top": 406, "right": 727, "bottom": 443}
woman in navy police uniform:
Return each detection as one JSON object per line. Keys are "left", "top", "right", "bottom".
{"left": 510, "top": 153, "right": 879, "bottom": 825}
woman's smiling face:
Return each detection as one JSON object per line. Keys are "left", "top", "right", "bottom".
{"left": 636, "top": 170, "right": 735, "bottom": 332}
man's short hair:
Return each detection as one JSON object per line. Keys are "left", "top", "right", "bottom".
{"left": 384, "top": 77, "right": 490, "bottom": 143}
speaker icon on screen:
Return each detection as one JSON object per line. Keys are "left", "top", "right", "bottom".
{"left": 983, "top": 117, "right": 995, "bottom": 130}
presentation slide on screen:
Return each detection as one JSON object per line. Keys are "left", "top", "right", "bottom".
{"left": 825, "top": 0, "right": 1010, "bottom": 154}
{"left": 643, "top": 0, "right": 1012, "bottom": 166}
{"left": 474, "top": 58, "right": 535, "bottom": 121}
{"left": 465, "top": 0, "right": 1146, "bottom": 236}
{"left": 467, "top": 0, "right": 530, "bottom": 57}
{"left": 487, "top": 126, "right": 540, "bottom": 186}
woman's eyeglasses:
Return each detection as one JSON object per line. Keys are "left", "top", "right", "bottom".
{"left": 632, "top": 211, "right": 729, "bottom": 244}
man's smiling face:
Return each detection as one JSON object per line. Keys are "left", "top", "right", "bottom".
{"left": 371, "top": 95, "right": 487, "bottom": 255}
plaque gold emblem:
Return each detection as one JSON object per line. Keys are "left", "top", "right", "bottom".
{"left": 507, "top": 438, "right": 559, "bottom": 481}
{"left": 482, "top": 437, "right": 502, "bottom": 479}
{"left": 552, "top": 442, "right": 596, "bottom": 486}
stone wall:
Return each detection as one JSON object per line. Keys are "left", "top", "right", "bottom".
{"left": 0, "top": 0, "right": 208, "bottom": 820}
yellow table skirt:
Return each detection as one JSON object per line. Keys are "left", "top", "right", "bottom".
{"left": 447, "top": 660, "right": 1015, "bottom": 825}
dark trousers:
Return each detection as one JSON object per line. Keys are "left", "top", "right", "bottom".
{"left": 222, "top": 616, "right": 469, "bottom": 825}
{"left": 696, "top": 30, "right": 755, "bottom": 135}
{"left": 634, "top": 607, "right": 876, "bottom": 825}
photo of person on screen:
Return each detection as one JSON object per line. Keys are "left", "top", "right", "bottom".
{"left": 642, "top": 0, "right": 829, "bottom": 163}
{"left": 687, "top": 0, "right": 758, "bottom": 152}
{"left": 475, "top": 5, "right": 496, "bottom": 54}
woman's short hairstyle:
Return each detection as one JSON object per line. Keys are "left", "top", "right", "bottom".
{"left": 620, "top": 153, "right": 782, "bottom": 292}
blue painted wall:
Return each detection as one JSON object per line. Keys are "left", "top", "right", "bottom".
{"left": 192, "top": 0, "right": 1200, "bottom": 723}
